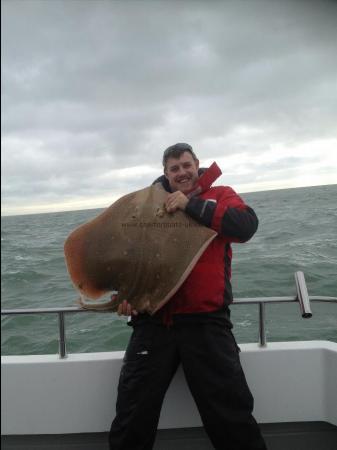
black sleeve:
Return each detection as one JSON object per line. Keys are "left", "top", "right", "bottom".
{"left": 185, "top": 197, "right": 217, "bottom": 228}
{"left": 220, "top": 206, "right": 258, "bottom": 242}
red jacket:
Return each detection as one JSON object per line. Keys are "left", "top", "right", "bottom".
{"left": 152, "top": 170, "right": 258, "bottom": 320}
{"left": 129, "top": 169, "right": 258, "bottom": 327}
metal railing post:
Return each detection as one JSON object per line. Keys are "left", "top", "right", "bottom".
{"left": 259, "top": 302, "right": 267, "bottom": 347}
{"left": 295, "top": 271, "right": 312, "bottom": 318}
{"left": 58, "top": 312, "right": 67, "bottom": 359}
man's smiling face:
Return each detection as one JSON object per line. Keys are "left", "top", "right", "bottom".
{"left": 164, "top": 151, "right": 199, "bottom": 194}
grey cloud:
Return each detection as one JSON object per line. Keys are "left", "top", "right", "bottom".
{"left": 2, "top": 0, "right": 337, "bottom": 214}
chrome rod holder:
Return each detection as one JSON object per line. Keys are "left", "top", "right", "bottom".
{"left": 58, "top": 312, "right": 67, "bottom": 359}
{"left": 295, "top": 271, "right": 312, "bottom": 318}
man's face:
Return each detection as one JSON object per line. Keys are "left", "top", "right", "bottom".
{"left": 164, "top": 151, "right": 199, "bottom": 194}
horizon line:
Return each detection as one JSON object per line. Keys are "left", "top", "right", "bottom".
{"left": 2, "top": 183, "right": 336, "bottom": 218}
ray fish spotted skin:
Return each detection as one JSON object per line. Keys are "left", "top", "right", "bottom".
{"left": 64, "top": 184, "right": 216, "bottom": 314}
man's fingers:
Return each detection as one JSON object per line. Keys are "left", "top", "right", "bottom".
{"left": 116, "top": 299, "right": 138, "bottom": 316}
{"left": 166, "top": 206, "right": 176, "bottom": 213}
{"left": 122, "top": 300, "right": 128, "bottom": 315}
{"left": 165, "top": 199, "right": 177, "bottom": 213}
{"left": 117, "top": 300, "right": 127, "bottom": 316}
{"left": 165, "top": 191, "right": 187, "bottom": 212}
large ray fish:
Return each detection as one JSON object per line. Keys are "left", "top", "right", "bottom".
{"left": 64, "top": 179, "right": 218, "bottom": 314}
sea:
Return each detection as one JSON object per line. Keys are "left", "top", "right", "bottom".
{"left": 1, "top": 184, "right": 337, "bottom": 356}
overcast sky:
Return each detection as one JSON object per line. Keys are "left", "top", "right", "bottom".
{"left": 2, "top": 0, "right": 337, "bottom": 216}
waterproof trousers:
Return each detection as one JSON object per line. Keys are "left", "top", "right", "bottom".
{"left": 109, "top": 319, "right": 267, "bottom": 450}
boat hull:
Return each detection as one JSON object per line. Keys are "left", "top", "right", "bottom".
{"left": 2, "top": 341, "right": 337, "bottom": 436}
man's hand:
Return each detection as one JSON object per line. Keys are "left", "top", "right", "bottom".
{"left": 115, "top": 298, "right": 138, "bottom": 316}
{"left": 165, "top": 191, "right": 189, "bottom": 213}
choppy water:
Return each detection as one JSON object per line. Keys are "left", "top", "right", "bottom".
{"left": 1, "top": 184, "right": 337, "bottom": 355}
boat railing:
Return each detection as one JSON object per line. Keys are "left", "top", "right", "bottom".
{"left": 1, "top": 271, "right": 336, "bottom": 359}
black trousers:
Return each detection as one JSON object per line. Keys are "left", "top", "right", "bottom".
{"left": 109, "top": 318, "right": 267, "bottom": 450}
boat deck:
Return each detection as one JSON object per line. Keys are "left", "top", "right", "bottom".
{"left": 2, "top": 422, "right": 337, "bottom": 450}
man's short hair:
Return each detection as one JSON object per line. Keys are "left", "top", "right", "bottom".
{"left": 162, "top": 143, "right": 198, "bottom": 168}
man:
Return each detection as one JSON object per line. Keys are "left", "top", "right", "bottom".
{"left": 109, "top": 143, "right": 267, "bottom": 450}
